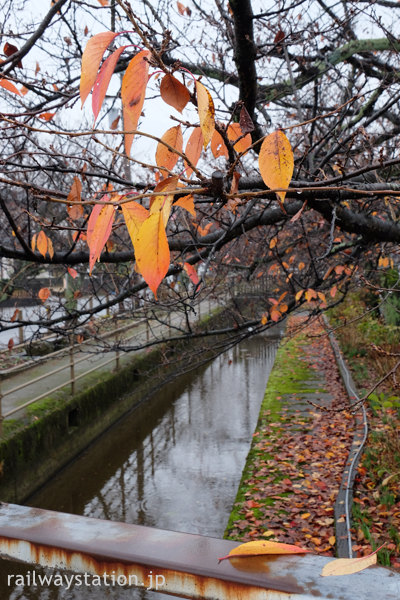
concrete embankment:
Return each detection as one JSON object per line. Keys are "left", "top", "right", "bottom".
{"left": 0, "top": 305, "right": 238, "bottom": 503}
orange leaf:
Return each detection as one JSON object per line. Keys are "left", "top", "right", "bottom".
{"left": 155, "top": 125, "right": 183, "bottom": 174}
{"left": 330, "top": 285, "right": 338, "bottom": 298}
{"left": 67, "top": 267, "right": 78, "bottom": 279}
{"left": 92, "top": 45, "right": 127, "bottom": 123}
{"left": 39, "top": 112, "right": 55, "bottom": 121}
{"left": 219, "top": 540, "right": 310, "bottom": 562}
{"left": 160, "top": 74, "right": 190, "bottom": 113}
{"left": 227, "top": 122, "right": 252, "bottom": 154}
{"left": 121, "top": 50, "right": 150, "bottom": 155}
{"left": 195, "top": 80, "right": 215, "bottom": 148}
{"left": 8, "top": 338, "right": 14, "bottom": 351}
{"left": 177, "top": 1, "right": 186, "bottom": 14}
{"left": 122, "top": 200, "right": 149, "bottom": 249}
{"left": 80, "top": 31, "right": 118, "bottom": 107}
{"left": 211, "top": 129, "right": 228, "bottom": 158}
{"left": 184, "top": 262, "right": 200, "bottom": 285}
{"left": 0, "top": 78, "right": 21, "bottom": 95}
{"left": 150, "top": 176, "right": 179, "bottom": 225}
{"left": 38, "top": 287, "right": 51, "bottom": 302}
{"left": 67, "top": 177, "right": 83, "bottom": 220}
{"left": 175, "top": 194, "right": 196, "bottom": 217}
{"left": 36, "top": 231, "right": 49, "bottom": 258}
{"left": 134, "top": 212, "right": 170, "bottom": 297}
{"left": 184, "top": 127, "right": 203, "bottom": 178}
{"left": 259, "top": 130, "right": 294, "bottom": 202}
{"left": 270, "top": 309, "right": 281, "bottom": 322}
{"left": 110, "top": 114, "right": 120, "bottom": 130}
{"left": 87, "top": 195, "right": 115, "bottom": 273}
{"left": 97, "top": 0, "right": 109, "bottom": 5}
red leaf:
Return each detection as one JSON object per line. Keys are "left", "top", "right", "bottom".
{"left": 92, "top": 45, "right": 127, "bottom": 123}
{"left": 87, "top": 195, "right": 115, "bottom": 273}
{"left": 4, "top": 42, "right": 22, "bottom": 68}
{"left": 183, "top": 262, "right": 200, "bottom": 285}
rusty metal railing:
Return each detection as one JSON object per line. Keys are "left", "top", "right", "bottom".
{"left": 0, "top": 503, "right": 399, "bottom": 599}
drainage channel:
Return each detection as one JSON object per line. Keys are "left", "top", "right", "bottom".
{"left": 0, "top": 332, "right": 281, "bottom": 599}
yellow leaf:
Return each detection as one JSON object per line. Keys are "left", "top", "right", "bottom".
{"left": 218, "top": 540, "right": 310, "bottom": 562}
{"left": 134, "top": 212, "right": 170, "bottom": 298}
{"left": 160, "top": 74, "right": 190, "bottom": 113}
{"left": 195, "top": 80, "right": 215, "bottom": 148}
{"left": 184, "top": 127, "right": 203, "bottom": 178}
{"left": 329, "top": 536, "right": 336, "bottom": 546}
{"left": 121, "top": 50, "right": 150, "bottom": 155}
{"left": 80, "top": 31, "right": 117, "bottom": 107}
{"left": 295, "top": 290, "right": 304, "bottom": 301}
{"left": 87, "top": 196, "right": 115, "bottom": 274}
{"left": 175, "top": 194, "right": 196, "bottom": 217}
{"left": 121, "top": 200, "right": 149, "bottom": 249}
{"left": 259, "top": 130, "right": 294, "bottom": 202}
{"left": 321, "top": 552, "right": 377, "bottom": 577}
{"left": 155, "top": 125, "right": 183, "bottom": 174}
{"left": 301, "top": 512, "right": 311, "bottom": 519}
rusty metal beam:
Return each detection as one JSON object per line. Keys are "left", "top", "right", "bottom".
{"left": 0, "top": 503, "right": 399, "bottom": 599}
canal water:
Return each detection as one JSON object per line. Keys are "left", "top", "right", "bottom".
{"left": 0, "top": 332, "right": 280, "bottom": 599}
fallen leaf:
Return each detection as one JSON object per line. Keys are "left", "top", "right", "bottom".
{"left": 321, "top": 550, "right": 378, "bottom": 577}
{"left": 219, "top": 540, "right": 310, "bottom": 561}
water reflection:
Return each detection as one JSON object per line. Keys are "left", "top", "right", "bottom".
{"left": 0, "top": 334, "right": 279, "bottom": 600}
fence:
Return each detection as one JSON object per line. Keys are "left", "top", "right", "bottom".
{"left": 0, "top": 295, "right": 220, "bottom": 435}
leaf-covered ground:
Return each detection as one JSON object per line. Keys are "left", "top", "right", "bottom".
{"left": 225, "top": 315, "right": 356, "bottom": 555}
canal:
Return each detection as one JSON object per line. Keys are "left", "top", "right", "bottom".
{"left": 0, "top": 332, "right": 280, "bottom": 599}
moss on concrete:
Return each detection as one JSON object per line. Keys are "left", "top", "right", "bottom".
{"left": 0, "top": 307, "right": 230, "bottom": 503}
{"left": 224, "top": 327, "right": 321, "bottom": 538}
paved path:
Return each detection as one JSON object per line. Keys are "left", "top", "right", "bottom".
{"left": 0, "top": 298, "right": 218, "bottom": 421}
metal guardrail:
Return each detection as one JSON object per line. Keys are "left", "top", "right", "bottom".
{"left": 0, "top": 315, "right": 168, "bottom": 433}
{"left": 0, "top": 503, "right": 399, "bottom": 599}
